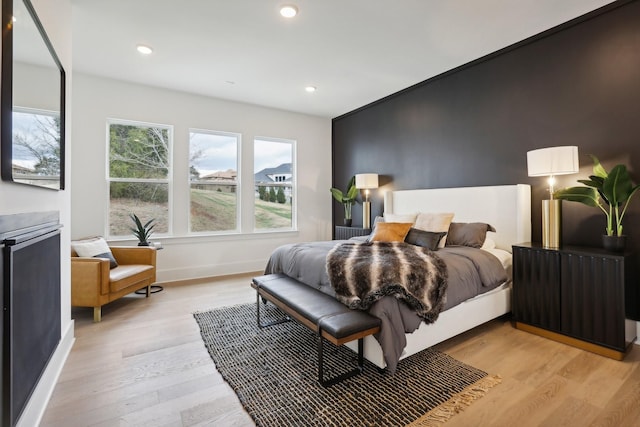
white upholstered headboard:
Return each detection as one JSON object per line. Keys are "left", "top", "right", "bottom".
{"left": 383, "top": 184, "right": 531, "bottom": 252}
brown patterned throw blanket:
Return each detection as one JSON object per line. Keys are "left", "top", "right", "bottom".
{"left": 326, "top": 241, "right": 448, "bottom": 323}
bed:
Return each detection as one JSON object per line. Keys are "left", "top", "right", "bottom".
{"left": 265, "top": 184, "right": 531, "bottom": 372}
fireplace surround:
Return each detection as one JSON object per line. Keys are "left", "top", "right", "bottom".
{"left": 1, "top": 211, "right": 61, "bottom": 426}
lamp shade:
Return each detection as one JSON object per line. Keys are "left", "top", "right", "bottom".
{"left": 527, "top": 146, "right": 579, "bottom": 177}
{"left": 355, "top": 173, "right": 379, "bottom": 189}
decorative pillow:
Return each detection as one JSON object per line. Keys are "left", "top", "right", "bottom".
{"left": 413, "top": 212, "right": 455, "bottom": 248}
{"left": 383, "top": 212, "right": 417, "bottom": 224}
{"left": 368, "top": 222, "right": 413, "bottom": 242}
{"left": 446, "top": 222, "right": 496, "bottom": 248}
{"left": 404, "top": 228, "right": 447, "bottom": 251}
{"left": 72, "top": 237, "right": 118, "bottom": 269}
{"left": 365, "top": 215, "right": 386, "bottom": 241}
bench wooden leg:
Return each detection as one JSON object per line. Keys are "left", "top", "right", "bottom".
{"left": 317, "top": 335, "right": 365, "bottom": 387}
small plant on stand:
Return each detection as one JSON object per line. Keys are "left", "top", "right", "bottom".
{"left": 129, "top": 213, "right": 156, "bottom": 246}
{"left": 330, "top": 176, "right": 358, "bottom": 226}
{"left": 554, "top": 155, "right": 640, "bottom": 251}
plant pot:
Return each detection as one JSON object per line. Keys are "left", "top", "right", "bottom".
{"left": 138, "top": 241, "right": 150, "bottom": 247}
{"left": 343, "top": 219, "right": 352, "bottom": 227}
{"left": 602, "top": 235, "right": 626, "bottom": 252}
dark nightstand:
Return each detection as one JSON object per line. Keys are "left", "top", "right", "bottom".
{"left": 512, "top": 242, "right": 638, "bottom": 360}
{"left": 334, "top": 226, "right": 371, "bottom": 240}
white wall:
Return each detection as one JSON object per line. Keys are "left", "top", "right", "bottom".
{"left": 0, "top": 0, "right": 74, "bottom": 426}
{"left": 72, "top": 73, "right": 332, "bottom": 282}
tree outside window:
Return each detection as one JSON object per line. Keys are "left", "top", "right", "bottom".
{"left": 108, "top": 120, "right": 171, "bottom": 237}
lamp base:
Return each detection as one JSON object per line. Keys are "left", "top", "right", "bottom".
{"left": 542, "top": 199, "right": 561, "bottom": 248}
{"left": 363, "top": 201, "right": 371, "bottom": 229}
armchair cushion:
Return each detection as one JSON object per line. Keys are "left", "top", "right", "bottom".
{"left": 72, "top": 237, "right": 118, "bottom": 269}
{"left": 109, "top": 264, "right": 155, "bottom": 293}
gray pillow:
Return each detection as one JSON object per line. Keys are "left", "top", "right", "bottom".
{"left": 446, "top": 222, "right": 496, "bottom": 248}
{"left": 404, "top": 228, "right": 447, "bottom": 250}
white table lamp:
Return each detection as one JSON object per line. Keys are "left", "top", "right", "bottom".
{"left": 527, "top": 146, "right": 579, "bottom": 248}
{"left": 355, "top": 173, "right": 379, "bottom": 229}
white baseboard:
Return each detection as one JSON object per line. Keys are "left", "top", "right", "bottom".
{"left": 16, "top": 320, "right": 75, "bottom": 427}
{"left": 157, "top": 259, "right": 265, "bottom": 283}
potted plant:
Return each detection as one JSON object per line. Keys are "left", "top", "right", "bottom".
{"left": 554, "top": 155, "right": 640, "bottom": 251}
{"left": 129, "top": 213, "right": 156, "bottom": 246}
{"left": 330, "top": 176, "right": 358, "bottom": 227}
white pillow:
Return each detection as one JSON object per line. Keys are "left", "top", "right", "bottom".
{"left": 414, "top": 212, "right": 454, "bottom": 248}
{"left": 383, "top": 212, "right": 417, "bottom": 223}
{"left": 481, "top": 237, "right": 496, "bottom": 250}
{"left": 72, "top": 237, "right": 118, "bottom": 269}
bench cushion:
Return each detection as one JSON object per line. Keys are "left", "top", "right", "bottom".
{"left": 318, "top": 312, "right": 381, "bottom": 340}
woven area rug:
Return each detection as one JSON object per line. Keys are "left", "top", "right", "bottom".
{"left": 194, "top": 303, "right": 500, "bottom": 427}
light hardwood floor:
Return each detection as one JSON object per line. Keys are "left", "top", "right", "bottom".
{"left": 41, "top": 274, "right": 640, "bottom": 426}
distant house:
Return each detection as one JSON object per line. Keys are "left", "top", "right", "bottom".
{"left": 201, "top": 169, "right": 237, "bottom": 182}
{"left": 190, "top": 164, "right": 292, "bottom": 199}
{"left": 193, "top": 168, "right": 237, "bottom": 193}
{"left": 253, "top": 163, "right": 291, "bottom": 184}
{"left": 254, "top": 163, "right": 292, "bottom": 201}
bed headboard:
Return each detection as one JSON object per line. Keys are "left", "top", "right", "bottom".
{"left": 383, "top": 184, "right": 531, "bottom": 252}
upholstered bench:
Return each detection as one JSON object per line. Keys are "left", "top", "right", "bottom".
{"left": 251, "top": 273, "right": 381, "bottom": 387}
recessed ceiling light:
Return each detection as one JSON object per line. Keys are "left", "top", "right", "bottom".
{"left": 305, "top": 86, "right": 316, "bottom": 93}
{"left": 136, "top": 44, "right": 153, "bottom": 55}
{"left": 280, "top": 5, "right": 298, "bottom": 18}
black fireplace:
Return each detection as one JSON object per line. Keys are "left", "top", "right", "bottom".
{"left": 1, "top": 212, "right": 61, "bottom": 426}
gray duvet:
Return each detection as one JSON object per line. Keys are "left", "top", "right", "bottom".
{"left": 264, "top": 240, "right": 508, "bottom": 373}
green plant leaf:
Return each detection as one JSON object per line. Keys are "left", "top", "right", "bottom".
{"left": 577, "top": 177, "right": 603, "bottom": 188}
{"left": 330, "top": 188, "right": 344, "bottom": 202}
{"left": 554, "top": 186, "right": 600, "bottom": 207}
{"left": 129, "top": 213, "right": 155, "bottom": 242}
{"left": 345, "top": 184, "right": 358, "bottom": 201}
{"left": 589, "top": 154, "right": 608, "bottom": 179}
{"left": 603, "top": 164, "right": 633, "bottom": 206}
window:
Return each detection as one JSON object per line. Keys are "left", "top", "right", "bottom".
{"left": 107, "top": 120, "right": 171, "bottom": 237}
{"left": 254, "top": 137, "right": 295, "bottom": 230}
{"left": 189, "top": 130, "right": 240, "bottom": 233}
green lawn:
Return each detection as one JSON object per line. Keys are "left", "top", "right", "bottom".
{"left": 110, "top": 189, "right": 292, "bottom": 235}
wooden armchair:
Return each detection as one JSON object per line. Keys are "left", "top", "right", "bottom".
{"left": 71, "top": 246, "right": 157, "bottom": 322}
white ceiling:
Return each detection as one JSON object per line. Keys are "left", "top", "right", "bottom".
{"left": 70, "top": 0, "right": 614, "bottom": 118}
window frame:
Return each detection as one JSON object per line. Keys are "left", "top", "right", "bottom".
{"left": 105, "top": 118, "right": 173, "bottom": 239}
{"left": 253, "top": 136, "right": 297, "bottom": 233}
{"left": 187, "top": 128, "right": 242, "bottom": 235}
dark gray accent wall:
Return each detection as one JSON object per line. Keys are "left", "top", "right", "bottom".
{"left": 332, "top": 0, "right": 640, "bottom": 252}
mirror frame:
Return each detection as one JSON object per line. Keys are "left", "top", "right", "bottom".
{"left": 1, "top": 0, "right": 66, "bottom": 190}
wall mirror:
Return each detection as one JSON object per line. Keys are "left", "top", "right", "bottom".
{"left": 1, "top": 0, "right": 66, "bottom": 190}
